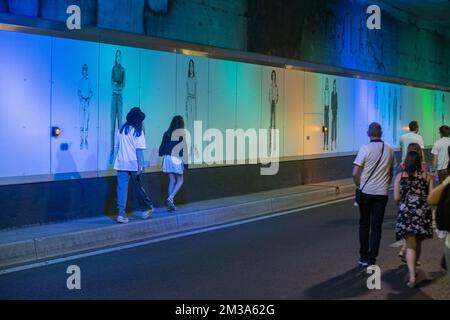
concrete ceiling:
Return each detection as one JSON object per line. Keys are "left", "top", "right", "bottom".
{"left": 379, "top": 0, "right": 450, "bottom": 30}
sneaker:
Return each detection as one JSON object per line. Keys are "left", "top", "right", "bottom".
{"left": 166, "top": 198, "right": 177, "bottom": 212}
{"left": 358, "top": 258, "right": 370, "bottom": 267}
{"left": 117, "top": 215, "right": 129, "bottom": 223}
{"left": 140, "top": 209, "right": 153, "bottom": 219}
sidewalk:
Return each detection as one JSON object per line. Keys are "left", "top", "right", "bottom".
{"left": 0, "top": 179, "right": 355, "bottom": 269}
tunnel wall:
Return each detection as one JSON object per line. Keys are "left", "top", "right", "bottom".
{"left": 0, "top": 27, "right": 447, "bottom": 229}
{"left": 0, "top": 29, "right": 447, "bottom": 184}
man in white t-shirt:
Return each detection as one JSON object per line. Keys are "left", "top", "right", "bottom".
{"left": 114, "top": 107, "right": 153, "bottom": 223}
{"left": 432, "top": 125, "right": 450, "bottom": 184}
{"left": 399, "top": 121, "right": 425, "bottom": 161}
{"left": 353, "top": 122, "right": 396, "bottom": 267}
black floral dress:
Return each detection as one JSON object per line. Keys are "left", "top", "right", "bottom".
{"left": 395, "top": 174, "right": 433, "bottom": 241}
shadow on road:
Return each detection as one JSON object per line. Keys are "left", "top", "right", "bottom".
{"left": 304, "top": 267, "right": 369, "bottom": 299}
{"left": 304, "top": 265, "right": 437, "bottom": 300}
{"left": 382, "top": 265, "right": 433, "bottom": 300}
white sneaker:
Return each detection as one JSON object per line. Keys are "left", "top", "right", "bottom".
{"left": 117, "top": 215, "right": 129, "bottom": 224}
{"left": 140, "top": 210, "right": 152, "bottom": 219}
{"left": 166, "top": 198, "right": 177, "bottom": 212}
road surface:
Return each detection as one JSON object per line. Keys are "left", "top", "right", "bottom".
{"left": 1, "top": 198, "right": 449, "bottom": 300}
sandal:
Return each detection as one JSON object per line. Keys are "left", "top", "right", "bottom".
{"left": 398, "top": 253, "right": 406, "bottom": 263}
{"left": 406, "top": 278, "right": 416, "bottom": 288}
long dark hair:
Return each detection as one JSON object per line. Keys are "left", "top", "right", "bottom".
{"left": 120, "top": 115, "right": 145, "bottom": 137}
{"left": 404, "top": 151, "right": 421, "bottom": 178}
{"left": 120, "top": 121, "right": 144, "bottom": 137}
{"left": 406, "top": 142, "right": 423, "bottom": 163}
{"left": 188, "top": 59, "right": 195, "bottom": 78}
{"left": 166, "top": 115, "right": 185, "bottom": 137}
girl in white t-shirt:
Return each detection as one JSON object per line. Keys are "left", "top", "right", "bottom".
{"left": 114, "top": 107, "right": 153, "bottom": 223}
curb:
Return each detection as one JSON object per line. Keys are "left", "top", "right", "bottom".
{"left": 0, "top": 183, "right": 354, "bottom": 268}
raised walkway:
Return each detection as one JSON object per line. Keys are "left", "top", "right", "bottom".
{"left": 0, "top": 179, "right": 355, "bottom": 268}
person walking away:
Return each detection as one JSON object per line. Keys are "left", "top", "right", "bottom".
{"left": 353, "top": 122, "right": 396, "bottom": 267}
{"left": 431, "top": 125, "right": 450, "bottom": 184}
{"left": 397, "top": 142, "right": 428, "bottom": 263}
{"left": 400, "top": 121, "right": 425, "bottom": 161}
{"left": 159, "top": 115, "right": 188, "bottom": 212}
{"left": 114, "top": 107, "right": 153, "bottom": 223}
{"left": 394, "top": 151, "right": 434, "bottom": 288}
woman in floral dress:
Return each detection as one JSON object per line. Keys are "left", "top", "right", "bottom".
{"left": 394, "top": 151, "right": 434, "bottom": 288}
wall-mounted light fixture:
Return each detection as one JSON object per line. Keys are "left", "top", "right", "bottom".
{"left": 179, "top": 49, "right": 208, "bottom": 57}
{"left": 322, "top": 126, "right": 328, "bottom": 133}
{"left": 51, "top": 126, "right": 61, "bottom": 138}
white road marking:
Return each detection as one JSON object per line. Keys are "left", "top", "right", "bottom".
{"left": 0, "top": 196, "right": 355, "bottom": 276}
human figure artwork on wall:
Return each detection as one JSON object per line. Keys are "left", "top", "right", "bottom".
{"left": 110, "top": 49, "right": 126, "bottom": 161}
{"left": 331, "top": 79, "right": 338, "bottom": 151}
{"left": 185, "top": 58, "right": 198, "bottom": 160}
{"left": 442, "top": 93, "right": 446, "bottom": 125}
{"left": 432, "top": 92, "right": 446, "bottom": 140}
{"left": 381, "top": 86, "right": 387, "bottom": 126}
{"left": 269, "top": 70, "right": 279, "bottom": 152}
{"left": 323, "top": 77, "right": 330, "bottom": 151}
{"left": 78, "top": 64, "right": 93, "bottom": 150}
{"left": 374, "top": 85, "right": 380, "bottom": 121}
{"left": 387, "top": 87, "right": 393, "bottom": 134}
{"left": 392, "top": 87, "right": 398, "bottom": 145}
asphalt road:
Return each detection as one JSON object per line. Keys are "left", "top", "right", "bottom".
{"left": 0, "top": 198, "right": 449, "bottom": 300}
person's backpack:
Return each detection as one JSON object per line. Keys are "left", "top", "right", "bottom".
{"left": 435, "top": 184, "right": 450, "bottom": 231}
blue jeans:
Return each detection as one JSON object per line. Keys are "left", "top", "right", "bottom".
{"left": 117, "top": 171, "right": 152, "bottom": 217}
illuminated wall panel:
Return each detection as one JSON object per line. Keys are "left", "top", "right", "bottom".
{"left": 261, "top": 66, "right": 285, "bottom": 157}
{"left": 176, "top": 54, "right": 209, "bottom": 163}
{"left": 0, "top": 31, "right": 52, "bottom": 178}
{"left": 334, "top": 75, "right": 354, "bottom": 153}
{"left": 432, "top": 91, "right": 450, "bottom": 141}
{"left": 208, "top": 59, "right": 237, "bottom": 163}
{"left": 283, "top": 69, "right": 304, "bottom": 157}
{"left": 50, "top": 38, "right": 99, "bottom": 177}
{"left": 98, "top": 44, "right": 141, "bottom": 170}
{"left": 140, "top": 49, "right": 177, "bottom": 166}
{"left": 235, "top": 62, "right": 262, "bottom": 162}
{"left": 354, "top": 79, "right": 371, "bottom": 150}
